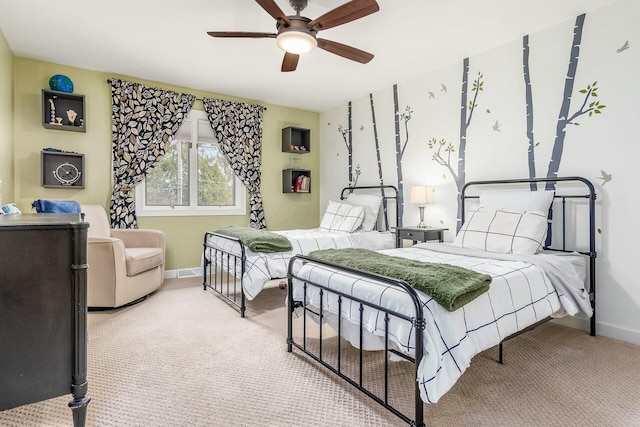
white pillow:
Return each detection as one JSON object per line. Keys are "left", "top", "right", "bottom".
{"left": 452, "top": 209, "right": 548, "bottom": 254}
{"left": 319, "top": 201, "right": 365, "bottom": 233}
{"left": 479, "top": 190, "right": 554, "bottom": 214}
{"left": 343, "top": 193, "right": 382, "bottom": 232}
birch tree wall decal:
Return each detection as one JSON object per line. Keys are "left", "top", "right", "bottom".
{"left": 544, "top": 14, "right": 608, "bottom": 190}
{"left": 392, "top": 84, "right": 412, "bottom": 227}
{"left": 524, "top": 15, "right": 605, "bottom": 194}
{"left": 352, "top": 164, "right": 361, "bottom": 187}
{"left": 428, "top": 59, "right": 484, "bottom": 232}
{"left": 523, "top": 34, "right": 538, "bottom": 191}
{"left": 337, "top": 101, "right": 354, "bottom": 186}
{"left": 369, "top": 93, "right": 389, "bottom": 230}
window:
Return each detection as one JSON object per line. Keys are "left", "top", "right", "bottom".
{"left": 135, "top": 110, "right": 246, "bottom": 216}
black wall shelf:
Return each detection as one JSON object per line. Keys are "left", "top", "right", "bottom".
{"left": 282, "top": 126, "right": 310, "bottom": 153}
{"left": 42, "top": 90, "right": 86, "bottom": 132}
{"left": 41, "top": 151, "right": 85, "bottom": 188}
{"left": 283, "top": 168, "right": 311, "bottom": 193}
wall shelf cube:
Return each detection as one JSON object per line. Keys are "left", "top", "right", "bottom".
{"left": 282, "top": 126, "right": 310, "bottom": 153}
{"left": 42, "top": 90, "right": 86, "bottom": 132}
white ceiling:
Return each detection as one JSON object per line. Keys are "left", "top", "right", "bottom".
{"left": 0, "top": 0, "right": 622, "bottom": 112}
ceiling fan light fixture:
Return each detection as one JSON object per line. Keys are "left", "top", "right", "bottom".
{"left": 276, "top": 31, "right": 317, "bottom": 54}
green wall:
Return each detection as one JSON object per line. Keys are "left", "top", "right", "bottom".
{"left": 0, "top": 29, "right": 13, "bottom": 205}
{"left": 12, "top": 57, "right": 319, "bottom": 271}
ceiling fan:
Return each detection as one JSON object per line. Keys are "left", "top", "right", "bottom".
{"left": 208, "top": 0, "right": 380, "bottom": 72}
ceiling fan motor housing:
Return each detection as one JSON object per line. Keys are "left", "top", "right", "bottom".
{"left": 277, "top": 16, "right": 315, "bottom": 36}
{"left": 289, "top": 0, "right": 308, "bottom": 13}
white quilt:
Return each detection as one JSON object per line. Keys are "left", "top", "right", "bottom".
{"left": 291, "top": 243, "right": 591, "bottom": 404}
{"left": 205, "top": 228, "right": 395, "bottom": 300}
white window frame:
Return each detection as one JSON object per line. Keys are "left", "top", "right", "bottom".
{"left": 135, "top": 110, "right": 246, "bottom": 217}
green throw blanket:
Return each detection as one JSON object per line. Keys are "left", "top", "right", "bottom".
{"left": 306, "top": 248, "right": 492, "bottom": 312}
{"left": 214, "top": 226, "right": 293, "bottom": 253}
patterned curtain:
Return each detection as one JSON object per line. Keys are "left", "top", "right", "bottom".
{"left": 202, "top": 98, "right": 267, "bottom": 229}
{"left": 109, "top": 78, "right": 195, "bottom": 228}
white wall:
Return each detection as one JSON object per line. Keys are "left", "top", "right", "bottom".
{"left": 319, "top": 0, "right": 640, "bottom": 345}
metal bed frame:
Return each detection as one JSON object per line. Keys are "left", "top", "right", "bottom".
{"left": 286, "top": 176, "right": 597, "bottom": 427}
{"left": 202, "top": 185, "right": 399, "bottom": 317}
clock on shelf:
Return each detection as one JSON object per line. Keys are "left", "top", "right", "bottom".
{"left": 41, "top": 150, "right": 85, "bottom": 188}
{"left": 53, "top": 162, "right": 81, "bottom": 186}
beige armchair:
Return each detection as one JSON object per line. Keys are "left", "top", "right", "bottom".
{"left": 81, "top": 204, "right": 165, "bottom": 309}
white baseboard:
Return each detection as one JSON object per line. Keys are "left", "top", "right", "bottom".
{"left": 552, "top": 317, "right": 640, "bottom": 345}
{"left": 595, "top": 321, "right": 640, "bottom": 345}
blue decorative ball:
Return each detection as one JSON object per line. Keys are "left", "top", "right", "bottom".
{"left": 49, "top": 74, "right": 74, "bottom": 93}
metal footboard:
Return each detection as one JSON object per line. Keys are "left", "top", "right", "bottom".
{"left": 203, "top": 231, "right": 247, "bottom": 317}
{"left": 287, "top": 255, "right": 426, "bottom": 427}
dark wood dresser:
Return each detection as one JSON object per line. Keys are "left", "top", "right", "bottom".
{"left": 0, "top": 213, "right": 90, "bottom": 426}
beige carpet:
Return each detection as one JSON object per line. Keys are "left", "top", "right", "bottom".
{"left": 1, "top": 276, "right": 639, "bottom": 427}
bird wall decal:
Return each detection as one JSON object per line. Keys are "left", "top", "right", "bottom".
{"left": 598, "top": 170, "right": 612, "bottom": 185}
{"left": 616, "top": 40, "right": 630, "bottom": 53}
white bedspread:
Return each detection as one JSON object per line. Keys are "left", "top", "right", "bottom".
{"left": 205, "top": 228, "right": 395, "bottom": 300}
{"left": 291, "top": 243, "right": 591, "bottom": 404}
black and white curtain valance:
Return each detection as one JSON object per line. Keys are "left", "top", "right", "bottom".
{"left": 108, "top": 78, "right": 195, "bottom": 228}
{"left": 203, "top": 98, "right": 268, "bottom": 229}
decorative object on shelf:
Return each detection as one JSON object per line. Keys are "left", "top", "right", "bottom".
{"left": 55, "top": 117, "right": 63, "bottom": 125}
{"left": 53, "top": 162, "right": 82, "bottom": 186}
{"left": 67, "top": 109, "right": 77, "bottom": 126}
{"left": 48, "top": 74, "right": 74, "bottom": 93}
{"left": 48, "top": 99, "right": 56, "bottom": 123}
{"left": 409, "top": 185, "right": 435, "bottom": 228}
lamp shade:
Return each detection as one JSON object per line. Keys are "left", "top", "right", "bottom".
{"left": 410, "top": 186, "right": 435, "bottom": 205}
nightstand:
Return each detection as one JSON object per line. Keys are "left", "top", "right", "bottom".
{"left": 396, "top": 226, "right": 448, "bottom": 247}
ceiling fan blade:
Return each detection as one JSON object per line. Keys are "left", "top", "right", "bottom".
{"left": 256, "top": 0, "right": 291, "bottom": 26}
{"left": 281, "top": 52, "right": 299, "bottom": 72}
{"left": 208, "top": 31, "right": 276, "bottom": 38}
{"left": 317, "top": 38, "right": 374, "bottom": 64}
{"left": 308, "top": 0, "right": 379, "bottom": 31}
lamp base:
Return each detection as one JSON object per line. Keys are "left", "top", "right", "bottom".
{"left": 416, "top": 206, "right": 427, "bottom": 228}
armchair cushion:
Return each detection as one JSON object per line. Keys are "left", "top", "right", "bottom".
{"left": 125, "top": 247, "right": 164, "bottom": 276}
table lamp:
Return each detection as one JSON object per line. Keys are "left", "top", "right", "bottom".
{"left": 409, "top": 186, "right": 435, "bottom": 228}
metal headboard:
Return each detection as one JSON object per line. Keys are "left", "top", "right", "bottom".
{"left": 339, "top": 185, "right": 399, "bottom": 232}
{"left": 461, "top": 176, "right": 597, "bottom": 336}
